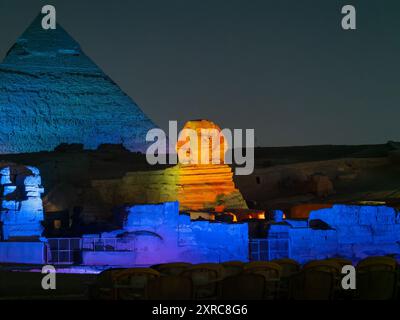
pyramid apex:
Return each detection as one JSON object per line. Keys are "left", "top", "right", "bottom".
{"left": 0, "top": 14, "right": 157, "bottom": 154}
{"left": 1, "top": 13, "right": 97, "bottom": 71}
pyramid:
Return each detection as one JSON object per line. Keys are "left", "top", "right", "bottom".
{"left": 0, "top": 15, "right": 157, "bottom": 154}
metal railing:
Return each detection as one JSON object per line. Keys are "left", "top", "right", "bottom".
{"left": 82, "top": 237, "right": 135, "bottom": 252}
{"left": 249, "top": 238, "right": 290, "bottom": 261}
{"left": 47, "top": 238, "right": 82, "bottom": 265}
{"left": 47, "top": 237, "right": 137, "bottom": 265}
{"left": 47, "top": 236, "right": 283, "bottom": 265}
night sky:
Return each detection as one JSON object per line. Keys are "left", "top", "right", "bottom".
{"left": 0, "top": 0, "right": 399, "bottom": 147}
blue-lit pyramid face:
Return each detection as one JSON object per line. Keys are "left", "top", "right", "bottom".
{"left": 0, "top": 14, "right": 157, "bottom": 154}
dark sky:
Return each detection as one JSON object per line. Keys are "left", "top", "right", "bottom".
{"left": 0, "top": 0, "right": 399, "bottom": 147}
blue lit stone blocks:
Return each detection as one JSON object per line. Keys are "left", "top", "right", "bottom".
{"left": 289, "top": 228, "right": 338, "bottom": 263}
{"left": 335, "top": 225, "right": 373, "bottom": 244}
{"left": 0, "top": 242, "right": 46, "bottom": 264}
{"left": 83, "top": 201, "right": 249, "bottom": 266}
{"left": 287, "top": 204, "right": 400, "bottom": 263}
{"left": 0, "top": 165, "right": 44, "bottom": 240}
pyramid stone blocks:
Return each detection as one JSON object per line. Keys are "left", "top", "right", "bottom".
{"left": 0, "top": 15, "right": 156, "bottom": 154}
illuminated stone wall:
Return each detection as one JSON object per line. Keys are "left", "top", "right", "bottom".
{"left": 0, "top": 242, "right": 46, "bottom": 264}
{"left": 0, "top": 165, "right": 44, "bottom": 240}
{"left": 82, "top": 201, "right": 249, "bottom": 266}
{"left": 271, "top": 204, "right": 400, "bottom": 263}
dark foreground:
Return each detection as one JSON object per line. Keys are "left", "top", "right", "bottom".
{"left": 0, "top": 256, "right": 398, "bottom": 300}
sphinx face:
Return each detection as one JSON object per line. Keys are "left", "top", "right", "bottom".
{"left": 176, "top": 120, "right": 228, "bottom": 165}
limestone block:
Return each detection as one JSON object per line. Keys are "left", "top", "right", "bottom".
{"left": 375, "top": 206, "right": 397, "bottom": 224}
{"left": 310, "top": 205, "right": 358, "bottom": 227}
{"left": 2, "top": 223, "right": 43, "bottom": 240}
{"left": 289, "top": 228, "right": 339, "bottom": 260}
{"left": 372, "top": 224, "right": 400, "bottom": 243}
{"left": 336, "top": 244, "right": 357, "bottom": 260}
{"left": 268, "top": 223, "right": 291, "bottom": 235}
{"left": 336, "top": 225, "right": 373, "bottom": 244}
{"left": 0, "top": 242, "right": 46, "bottom": 264}
{"left": 358, "top": 206, "right": 378, "bottom": 225}
{"left": 289, "top": 228, "right": 314, "bottom": 256}
{"left": 309, "top": 230, "right": 338, "bottom": 250}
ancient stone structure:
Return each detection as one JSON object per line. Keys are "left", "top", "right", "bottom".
{"left": 176, "top": 164, "right": 247, "bottom": 211}
{"left": 0, "top": 15, "right": 156, "bottom": 154}
{"left": 82, "top": 202, "right": 249, "bottom": 266}
{"left": 83, "top": 120, "right": 247, "bottom": 221}
{"left": 0, "top": 165, "right": 44, "bottom": 240}
{"left": 176, "top": 119, "right": 228, "bottom": 165}
{"left": 83, "top": 120, "right": 247, "bottom": 222}
{"left": 87, "top": 164, "right": 247, "bottom": 223}
{"left": 267, "top": 204, "right": 400, "bottom": 263}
